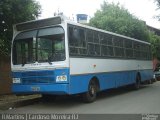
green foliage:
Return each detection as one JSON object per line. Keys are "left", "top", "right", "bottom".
{"left": 153, "top": 0, "right": 160, "bottom": 60}
{"left": 149, "top": 31, "right": 160, "bottom": 59}
{"left": 155, "top": 0, "right": 160, "bottom": 20}
{"left": 0, "top": 0, "right": 41, "bottom": 56}
{"left": 156, "top": 0, "right": 160, "bottom": 5}
{"left": 89, "top": 1, "right": 150, "bottom": 41}
{"left": 89, "top": 1, "right": 160, "bottom": 59}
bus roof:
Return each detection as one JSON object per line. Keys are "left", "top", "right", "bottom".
{"left": 13, "top": 15, "right": 150, "bottom": 45}
{"left": 14, "top": 16, "right": 65, "bottom": 32}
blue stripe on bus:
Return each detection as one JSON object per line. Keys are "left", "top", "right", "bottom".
{"left": 12, "top": 84, "right": 69, "bottom": 95}
{"left": 12, "top": 69, "right": 153, "bottom": 95}
{"left": 12, "top": 68, "right": 70, "bottom": 94}
{"left": 140, "top": 70, "right": 153, "bottom": 82}
{"left": 12, "top": 68, "right": 70, "bottom": 84}
{"left": 69, "top": 69, "right": 153, "bottom": 94}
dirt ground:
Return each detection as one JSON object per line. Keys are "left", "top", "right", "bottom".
{"left": 0, "top": 94, "right": 41, "bottom": 110}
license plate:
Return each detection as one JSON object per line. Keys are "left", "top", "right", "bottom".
{"left": 31, "top": 86, "right": 40, "bottom": 91}
{"left": 13, "top": 78, "right": 21, "bottom": 83}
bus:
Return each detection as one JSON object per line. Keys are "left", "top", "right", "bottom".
{"left": 11, "top": 16, "right": 153, "bottom": 102}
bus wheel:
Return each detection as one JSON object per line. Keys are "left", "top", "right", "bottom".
{"left": 133, "top": 74, "right": 141, "bottom": 90}
{"left": 82, "top": 80, "right": 97, "bottom": 103}
{"left": 148, "top": 79, "right": 153, "bottom": 84}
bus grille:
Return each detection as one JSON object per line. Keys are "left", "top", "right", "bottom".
{"left": 21, "top": 71, "right": 55, "bottom": 84}
{"left": 21, "top": 71, "right": 54, "bottom": 77}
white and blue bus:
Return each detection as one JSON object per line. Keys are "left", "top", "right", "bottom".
{"left": 11, "top": 16, "right": 153, "bottom": 102}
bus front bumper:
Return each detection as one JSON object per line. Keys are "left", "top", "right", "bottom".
{"left": 12, "top": 84, "right": 69, "bottom": 95}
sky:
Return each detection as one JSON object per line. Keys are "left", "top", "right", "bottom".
{"left": 36, "top": 0, "right": 160, "bottom": 29}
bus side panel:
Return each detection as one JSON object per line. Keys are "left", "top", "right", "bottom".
{"left": 140, "top": 69, "right": 153, "bottom": 82}
{"left": 69, "top": 73, "right": 116, "bottom": 94}
{"left": 69, "top": 71, "right": 137, "bottom": 94}
{"left": 69, "top": 69, "right": 153, "bottom": 94}
{"left": 114, "top": 71, "right": 136, "bottom": 87}
{"left": 96, "top": 73, "right": 116, "bottom": 90}
{"left": 69, "top": 75, "right": 91, "bottom": 94}
{"left": 97, "top": 71, "right": 136, "bottom": 90}
{"left": 69, "top": 58, "right": 153, "bottom": 94}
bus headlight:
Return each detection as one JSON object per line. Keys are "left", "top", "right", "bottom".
{"left": 56, "top": 75, "right": 67, "bottom": 82}
{"left": 12, "top": 78, "right": 21, "bottom": 83}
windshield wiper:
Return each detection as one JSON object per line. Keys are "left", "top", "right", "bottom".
{"left": 48, "top": 59, "right": 52, "bottom": 65}
{"left": 22, "top": 63, "right": 25, "bottom": 66}
{"left": 48, "top": 61, "right": 52, "bottom": 65}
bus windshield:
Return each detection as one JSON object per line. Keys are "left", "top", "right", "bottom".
{"left": 12, "top": 27, "right": 65, "bottom": 65}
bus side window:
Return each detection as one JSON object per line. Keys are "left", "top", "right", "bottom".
{"left": 69, "top": 26, "right": 85, "bottom": 46}
{"left": 73, "top": 28, "right": 80, "bottom": 45}
{"left": 133, "top": 41, "right": 141, "bottom": 59}
{"left": 69, "top": 26, "right": 76, "bottom": 46}
{"left": 68, "top": 25, "right": 86, "bottom": 56}
{"left": 125, "top": 39, "right": 133, "bottom": 58}
{"left": 113, "top": 36, "right": 124, "bottom": 58}
{"left": 78, "top": 28, "right": 86, "bottom": 47}
{"left": 87, "top": 30, "right": 101, "bottom": 56}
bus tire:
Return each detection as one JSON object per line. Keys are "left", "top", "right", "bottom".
{"left": 82, "top": 80, "right": 97, "bottom": 103}
{"left": 133, "top": 74, "right": 141, "bottom": 90}
{"left": 148, "top": 79, "right": 153, "bottom": 84}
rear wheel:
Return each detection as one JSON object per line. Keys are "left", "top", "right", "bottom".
{"left": 82, "top": 80, "right": 97, "bottom": 103}
{"left": 133, "top": 74, "right": 141, "bottom": 90}
{"left": 148, "top": 79, "right": 153, "bottom": 84}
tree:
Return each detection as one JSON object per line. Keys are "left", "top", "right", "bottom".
{"left": 89, "top": 1, "right": 150, "bottom": 41}
{"left": 0, "top": 0, "right": 41, "bottom": 56}
{"left": 150, "top": 0, "right": 160, "bottom": 60}
{"left": 149, "top": 31, "right": 160, "bottom": 59}
{"left": 155, "top": 0, "right": 160, "bottom": 20}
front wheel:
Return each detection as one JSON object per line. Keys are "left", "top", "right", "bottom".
{"left": 82, "top": 80, "right": 97, "bottom": 103}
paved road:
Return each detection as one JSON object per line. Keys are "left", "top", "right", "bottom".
{"left": 1, "top": 81, "right": 160, "bottom": 114}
